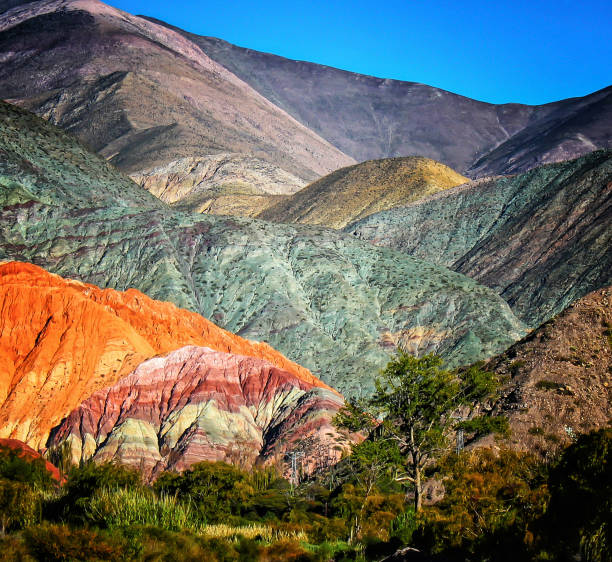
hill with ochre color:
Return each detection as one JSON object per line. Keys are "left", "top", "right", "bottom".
{"left": 258, "top": 157, "right": 467, "bottom": 229}
{"left": 0, "top": 261, "right": 326, "bottom": 449}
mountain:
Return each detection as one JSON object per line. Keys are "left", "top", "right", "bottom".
{"left": 48, "top": 345, "right": 345, "bottom": 479}
{"left": 483, "top": 287, "right": 612, "bottom": 454}
{"left": 348, "top": 151, "right": 612, "bottom": 327}
{"left": 148, "top": 20, "right": 612, "bottom": 177}
{"left": 0, "top": 100, "right": 527, "bottom": 396}
{"left": 258, "top": 157, "right": 467, "bottom": 229}
{"left": 0, "top": 1, "right": 609, "bottom": 220}
{"left": 0, "top": 261, "right": 320, "bottom": 448}
{"left": 0, "top": 0, "right": 354, "bottom": 205}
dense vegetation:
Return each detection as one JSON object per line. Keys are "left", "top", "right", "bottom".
{"left": 0, "top": 355, "right": 609, "bottom": 561}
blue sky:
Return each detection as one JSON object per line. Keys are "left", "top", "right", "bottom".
{"left": 108, "top": 0, "right": 611, "bottom": 105}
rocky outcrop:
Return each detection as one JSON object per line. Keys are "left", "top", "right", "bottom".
{"left": 0, "top": 0, "right": 354, "bottom": 203}
{"left": 482, "top": 287, "right": 612, "bottom": 456}
{"left": 150, "top": 21, "right": 612, "bottom": 177}
{"left": 258, "top": 157, "right": 467, "bottom": 229}
{"left": 0, "top": 261, "right": 320, "bottom": 448}
{"left": 348, "top": 151, "right": 612, "bottom": 327}
{"left": 131, "top": 155, "right": 297, "bottom": 217}
{"left": 0, "top": 100, "right": 527, "bottom": 398}
{"left": 0, "top": 438, "right": 61, "bottom": 481}
{"left": 49, "top": 346, "right": 346, "bottom": 478}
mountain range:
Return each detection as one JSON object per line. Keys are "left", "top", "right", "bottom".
{"left": 0, "top": 0, "right": 610, "bottom": 477}
{"left": 0, "top": 0, "right": 610, "bottom": 217}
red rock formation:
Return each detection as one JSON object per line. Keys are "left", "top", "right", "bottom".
{"left": 49, "top": 346, "right": 347, "bottom": 479}
{"left": 0, "top": 261, "right": 329, "bottom": 448}
{"left": 0, "top": 438, "right": 62, "bottom": 482}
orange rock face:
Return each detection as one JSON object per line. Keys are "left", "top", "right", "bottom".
{"left": 0, "top": 261, "right": 327, "bottom": 448}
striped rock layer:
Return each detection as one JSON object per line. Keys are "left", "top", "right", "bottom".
{"left": 0, "top": 261, "right": 323, "bottom": 448}
{"left": 49, "top": 346, "right": 346, "bottom": 478}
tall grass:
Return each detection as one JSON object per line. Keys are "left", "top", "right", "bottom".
{"left": 84, "top": 487, "right": 307, "bottom": 542}
{"left": 201, "top": 523, "right": 307, "bottom": 542}
{"left": 85, "top": 488, "right": 203, "bottom": 532}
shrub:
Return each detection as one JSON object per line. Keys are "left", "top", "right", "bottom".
{"left": 154, "top": 461, "right": 255, "bottom": 523}
{"left": 457, "top": 415, "right": 510, "bottom": 438}
{"left": 543, "top": 428, "right": 611, "bottom": 561}
{"left": 0, "top": 479, "right": 44, "bottom": 532}
{"left": 0, "top": 445, "right": 55, "bottom": 489}
{"left": 22, "top": 524, "right": 125, "bottom": 561}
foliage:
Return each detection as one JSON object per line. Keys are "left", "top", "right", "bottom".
{"left": 53, "top": 461, "right": 142, "bottom": 523}
{"left": 0, "top": 479, "right": 45, "bottom": 533}
{"left": 335, "top": 352, "right": 502, "bottom": 512}
{"left": 457, "top": 415, "right": 510, "bottom": 437}
{"left": 154, "top": 461, "right": 256, "bottom": 523}
{"left": 0, "top": 445, "right": 55, "bottom": 490}
{"left": 416, "top": 447, "right": 549, "bottom": 560}
{"left": 543, "top": 428, "right": 611, "bottom": 561}
{"left": 84, "top": 487, "right": 203, "bottom": 532}
{"left": 22, "top": 524, "right": 125, "bottom": 561}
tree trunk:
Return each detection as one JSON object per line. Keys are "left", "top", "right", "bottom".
{"left": 415, "top": 466, "right": 422, "bottom": 513}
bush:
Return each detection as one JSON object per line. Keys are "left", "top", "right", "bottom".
{"left": 543, "top": 428, "right": 611, "bottom": 561}
{"left": 22, "top": 524, "right": 125, "bottom": 561}
{"left": 0, "top": 445, "right": 55, "bottom": 489}
{"left": 52, "top": 462, "right": 142, "bottom": 523}
{"left": 0, "top": 479, "right": 45, "bottom": 532}
{"left": 154, "top": 462, "right": 255, "bottom": 523}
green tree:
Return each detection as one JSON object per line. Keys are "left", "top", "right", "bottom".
{"left": 336, "top": 352, "right": 502, "bottom": 513}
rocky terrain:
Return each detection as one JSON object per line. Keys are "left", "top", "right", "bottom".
{"left": 0, "top": 100, "right": 527, "bottom": 396}
{"left": 49, "top": 346, "right": 346, "bottom": 478}
{"left": 483, "top": 287, "right": 612, "bottom": 456}
{"left": 132, "top": 154, "right": 297, "bottom": 216}
{"left": 348, "top": 150, "right": 612, "bottom": 327}
{"left": 0, "top": 0, "right": 354, "bottom": 206}
{"left": 0, "top": 261, "right": 319, "bottom": 449}
{"left": 258, "top": 157, "right": 467, "bottom": 229}
{"left": 149, "top": 20, "right": 612, "bottom": 177}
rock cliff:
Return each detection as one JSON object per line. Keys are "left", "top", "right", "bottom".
{"left": 49, "top": 346, "right": 346, "bottom": 478}
{"left": 0, "top": 261, "right": 320, "bottom": 448}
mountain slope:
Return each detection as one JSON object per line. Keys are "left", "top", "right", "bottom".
{"left": 0, "top": 100, "right": 527, "bottom": 396}
{"left": 258, "top": 157, "right": 467, "bottom": 229}
{"left": 0, "top": 0, "right": 354, "bottom": 202}
{"left": 348, "top": 151, "right": 612, "bottom": 327}
{"left": 49, "top": 346, "right": 346, "bottom": 478}
{"left": 0, "top": 261, "right": 320, "bottom": 448}
{"left": 149, "top": 21, "right": 612, "bottom": 176}
{"left": 483, "top": 287, "right": 612, "bottom": 454}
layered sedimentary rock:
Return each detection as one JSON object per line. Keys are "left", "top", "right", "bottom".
{"left": 0, "top": 261, "right": 318, "bottom": 448}
{"left": 348, "top": 151, "right": 612, "bottom": 327}
{"left": 258, "top": 157, "right": 467, "bottom": 229}
{"left": 0, "top": 0, "right": 354, "bottom": 203}
{"left": 49, "top": 346, "right": 346, "bottom": 478}
{"left": 0, "top": 100, "right": 527, "bottom": 398}
{"left": 0, "top": 438, "right": 62, "bottom": 481}
{"left": 482, "top": 287, "right": 612, "bottom": 454}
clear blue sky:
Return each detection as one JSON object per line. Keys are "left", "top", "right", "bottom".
{"left": 108, "top": 0, "right": 611, "bottom": 105}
